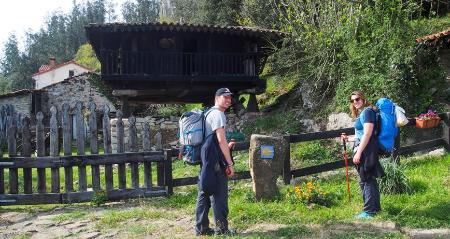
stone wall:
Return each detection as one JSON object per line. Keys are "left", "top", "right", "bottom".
{"left": 110, "top": 117, "right": 178, "bottom": 152}
{"left": 41, "top": 74, "right": 116, "bottom": 116}
{"left": 0, "top": 92, "right": 33, "bottom": 117}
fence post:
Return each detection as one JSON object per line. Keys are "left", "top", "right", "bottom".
{"left": 49, "top": 106, "right": 60, "bottom": 193}
{"left": 129, "top": 116, "right": 139, "bottom": 188}
{"left": 89, "top": 102, "right": 100, "bottom": 191}
{"left": 22, "top": 117, "right": 32, "bottom": 194}
{"left": 164, "top": 149, "right": 173, "bottom": 196}
{"left": 36, "top": 111, "right": 46, "bottom": 193}
{"left": 103, "top": 105, "right": 113, "bottom": 191}
{"left": 62, "top": 103, "right": 73, "bottom": 192}
{"left": 443, "top": 112, "right": 450, "bottom": 152}
{"left": 7, "top": 114, "right": 18, "bottom": 194}
{"left": 155, "top": 131, "right": 164, "bottom": 187}
{"left": 283, "top": 135, "right": 292, "bottom": 185}
{"left": 143, "top": 122, "right": 152, "bottom": 189}
{"left": 75, "top": 102, "right": 87, "bottom": 192}
{"left": 116, "top": 110, "right": 127, "bottom": 189}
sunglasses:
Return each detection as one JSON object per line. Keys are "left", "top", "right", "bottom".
{"left": 350, "top": 97, "right": 361, "bottom": 103}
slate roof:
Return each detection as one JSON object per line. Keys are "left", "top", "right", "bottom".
{"left": 85, "top": 22, "right": 287, "bottom": 39}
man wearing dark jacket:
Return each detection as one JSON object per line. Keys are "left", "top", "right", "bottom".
{"left": 195, "top": 88, "right": 235, "bottom": 236}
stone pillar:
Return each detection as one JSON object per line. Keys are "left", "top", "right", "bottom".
{"left": 249, "top": 134, "right": 287, "bottom": 201}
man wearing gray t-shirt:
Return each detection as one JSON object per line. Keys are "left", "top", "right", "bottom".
{"left": 195, "top": 88, "right": 235, "bottom": 236}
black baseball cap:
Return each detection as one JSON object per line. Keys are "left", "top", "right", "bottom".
{"left": 215, "top": 88, "right": 233, "bottom": 96}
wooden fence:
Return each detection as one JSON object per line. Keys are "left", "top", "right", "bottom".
{"left": 1, "top": 104, "right": 449, "bottom": 205}
{"left": 169, "top": 112, "right": 450, "bottom": 187}
{"left": 0, "top": 102, "right": 173, "bottom": 205}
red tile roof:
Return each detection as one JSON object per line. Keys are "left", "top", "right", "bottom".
{"left": 32, "top": 60, "right": 92, "bottom": 77}
{"left": 416, "top": 28, "right": 450, "bottom": 43}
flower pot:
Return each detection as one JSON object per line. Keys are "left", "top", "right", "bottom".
{"left": 415, "top": 117, "right": 440, "bottom": 129}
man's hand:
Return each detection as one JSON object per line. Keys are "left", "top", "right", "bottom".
{"left": 228, "top": 140, "right": 236, "bottom": 150}
{"left": 226, "top": 165, "right": 235, "bottom": 178}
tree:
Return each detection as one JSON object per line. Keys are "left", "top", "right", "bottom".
{"left": 122, "top": 0, "right": 160, "bottom": 23}
{"left": 74, "top": 44, "right": 101, "bottom": 72}
{"left": 1, "top": 34, "right": 21, "bottom": 76}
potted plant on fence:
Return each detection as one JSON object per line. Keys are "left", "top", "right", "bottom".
{"left": 415, "top": 110, "right": 441, "bottom": 128}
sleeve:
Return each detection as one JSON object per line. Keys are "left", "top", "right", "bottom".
{"left": 361, "top": 108, "right": 375, "bottom": 124}
{"left": 208, "top": 110, "right": 226, "bottom": 132}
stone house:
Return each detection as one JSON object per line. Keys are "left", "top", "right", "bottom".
{"left": 32, "top": 57, "right": 92, "bottom": 89}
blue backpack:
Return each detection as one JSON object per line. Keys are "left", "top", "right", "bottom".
{"left": 374, "top": 98, "right": 398, "bottom": 153}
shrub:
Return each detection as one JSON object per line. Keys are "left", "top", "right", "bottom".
{"left": 285, "top": 181, "right": 338, "bottom": 207}
{"left": 378, "top": 160, "right": 411, "bottom": 194}
{"left": 291, "top": 140, "right": 341, "bottom": 165}
{"left": 241, "top": 112, "right": 301, "bottom": 138}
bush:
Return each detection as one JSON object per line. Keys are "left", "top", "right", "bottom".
{"left": 241, "top": 112, "right": 301, "bottom": 138}
{"left": 378, "top": 160, "right": 411, "bottom": 194}
{"left": 291, "top": 141, "right": 341, "bottom": 165}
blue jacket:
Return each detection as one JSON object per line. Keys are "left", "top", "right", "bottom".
{"left": 199, "top": 133, "right": 226, "bottom": 195}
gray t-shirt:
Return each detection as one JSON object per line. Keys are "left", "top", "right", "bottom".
{"left": 204, "top": 107, "right": 226, "bottom": 137}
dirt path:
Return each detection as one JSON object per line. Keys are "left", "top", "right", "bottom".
{"left": 2, "top": 203, "right": 450, "bottom": 239}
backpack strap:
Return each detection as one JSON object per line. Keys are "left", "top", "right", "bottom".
{"left": 201, "top": 108, "right": 218, "bottom": 140}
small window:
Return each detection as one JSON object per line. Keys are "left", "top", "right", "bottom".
{"left": 69, "top": 70, "right": 75, "bottom": 77}
{"left": 158, "top": 37, "right": 176, "bottom": 49}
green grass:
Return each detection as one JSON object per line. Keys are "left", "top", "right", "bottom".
{"left": 1, "top": 152, "right": 449, "bottom": 238}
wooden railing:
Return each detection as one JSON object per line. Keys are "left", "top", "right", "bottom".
{"left": 100, "top": 50, "right": 260, "bottom": 77}
{"left": 0, "top": 102, "right": 173, "bottom": 205}
{"left": 169, "top": 112, "right": 450, "bottom": 187}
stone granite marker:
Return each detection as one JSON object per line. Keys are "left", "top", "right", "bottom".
{"left": 249, "top": 134, "right": 287, "bottom": 200}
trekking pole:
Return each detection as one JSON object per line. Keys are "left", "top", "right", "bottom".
{"left": 341, "top": 133, "right": 352, "bottom": 202}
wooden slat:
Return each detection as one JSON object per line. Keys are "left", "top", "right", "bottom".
{"left": 103, "top": 105, "right": 113, "bottom": 191}
{"left": 129, "top": 116, "right": 139, "bottom": 188}
{"left": 143, "top": 122, "right": 152, "bottom": 189}
{"left": 50, "top": 106, "right": 60, "bottom": 193}
{"left": 291, "top": 160, "right": 354, "bottom": 178}
{"left": 164, "top": 150, "right": 173, "bottom": 195}
{"left": 36, "top": 112, "right": 46, "bottom": 193}
{"left": 289, "top": 127, "right": 354, "bottom": 143}
{"left": 89, "top": 103, "right": 100, "bottom": 191}
{"left": 75, "top": 102, "right": 87, "bottom": 192}
{"left": 0, "top": 168, "right": 4, "bottom": 194}
{"left": 397, "top": 138, "right": 445, "bottom": 156}
{"left": 116, "top": 110, "right": 126, "bottom": 189}
{"left": 62, "top": 103, "right": 73, "bottom": 192}
{"left": 103, "top": 105, "right": 112, "bottom": 154}
{"left": 283, "top": 136, "right": 291, "bottom": 185}
{"left": 0, "top": 193, "right": 61, "bottom": 205}
{"left": 21, "top": 117, "right": 32, "bottom": 193}
{"left": 62, "top": 103, "right": 72, "bottom": 156}
{"left": 7, "top": 117, "right": 18, "bottom": 194}
{"left": 2, "top": 153, "right": 163, "bottom": 168}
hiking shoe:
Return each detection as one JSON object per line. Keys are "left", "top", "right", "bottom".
{"left": 356, "top": 211, "right": 373, "bottom": 219}
{"left": 215, "top": 228, "right": 236, "bottom": 236}
{"left": 195, "top": 228, "right": 215, "bottom": 236}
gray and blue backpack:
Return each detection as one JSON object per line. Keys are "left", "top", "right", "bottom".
{"left": 178, "top": 108, "right": 213, "bottom": 165}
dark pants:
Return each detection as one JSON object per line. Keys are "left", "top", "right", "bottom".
{"left": 359, "top": 175, "right": 381, "bottom": 215}
{"left": 195, "top": 171, "right": 229, "bottom": 233}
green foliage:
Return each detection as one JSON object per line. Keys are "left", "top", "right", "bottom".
{"left": 378, "top": 159, "right": 411, "bottom": 194}
{"left": 121, "top": 0, "right": 160, "bottom": 23}
{"left": 241, "top": 112, "right": 301, "bottom": 137}
{"left": 291, "top": 141, "right": 340, "bottom": 166}
{"left": 274, "top": 0, "right": 450, "bottom": 116}
{"left": 90, "top": 190, "right": 108, "bottom": 206}
{"left": 74, "top": 44, "right": 101, "bottom": 72}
